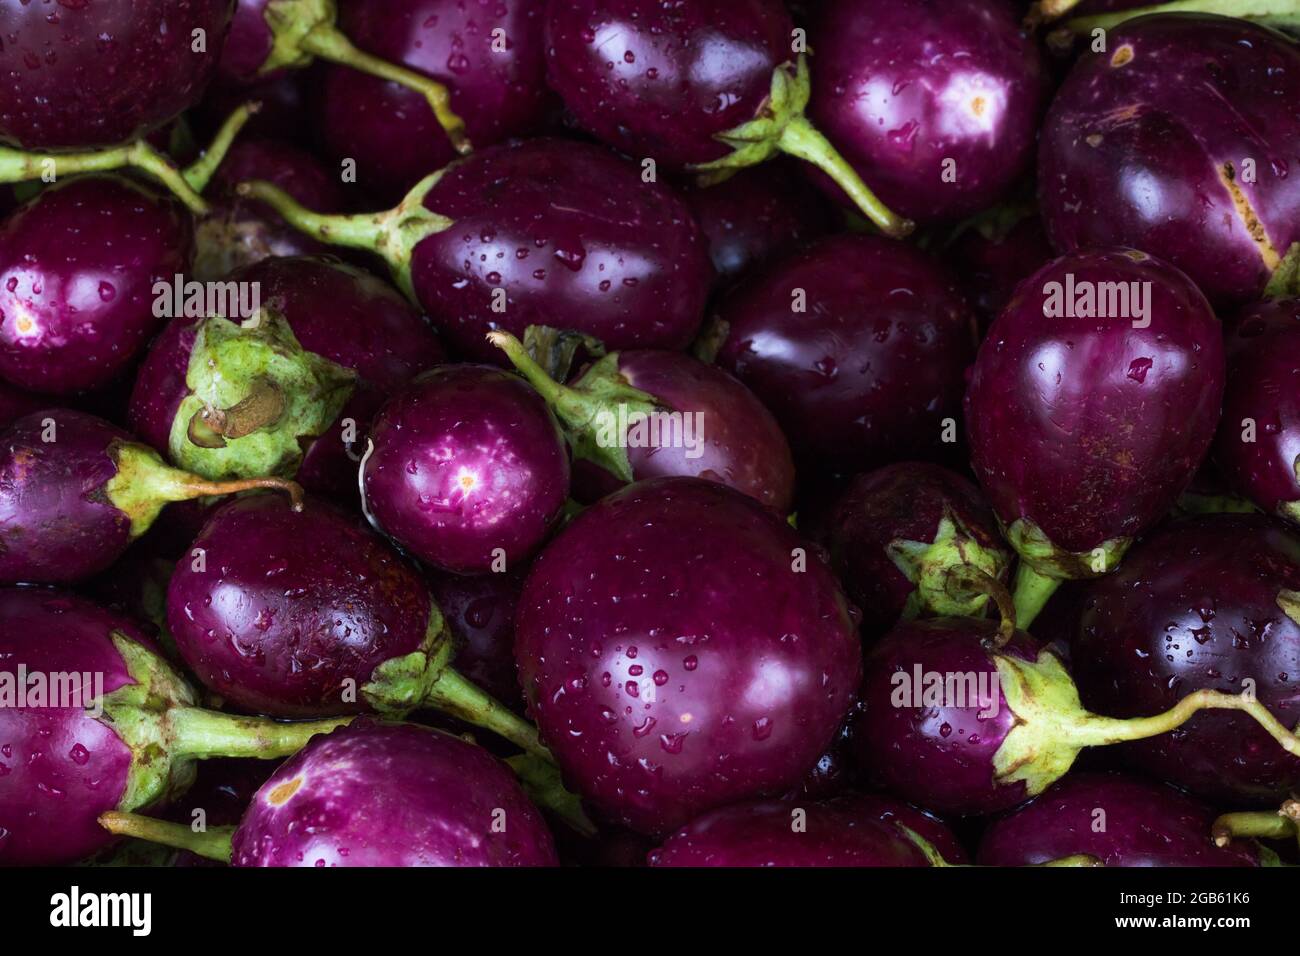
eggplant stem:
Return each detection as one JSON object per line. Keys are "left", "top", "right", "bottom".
{"left": 183, "top": 101, "right": 262, "bottom": 194}
{"left": 99, "top": 812, "right": 235, "bottom": 863}
{"left": 945, "top": 565, "right": 1017, "bottom": 647}
{"left": 168, "top": 708, "right": 352, "bottom": 761}
{"left": 172, "top": 476, "right": 305, "bottom": 511}
{"left": 425, "top": 666, "right": 554, "bottom": 764}
{"left": 1011, "top": 562, "right": 1061, "bottom": 630}
{"left": 1211, "top": 808, "right": 1297, "bottom": 847}
{"left": 299, "top": 25, "right": 469, "bottom": 154}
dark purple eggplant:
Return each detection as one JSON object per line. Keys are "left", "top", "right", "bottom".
{"left": 1073, "top": 514, "right": 1300, "bottom": 803}
{"left": 240, "top": 138, "right": 713, "bottom": 362}
{"left": 825, "top": 462, "right": 1013, "bottom": 639}
{"left": 977, "top": 772, "right": 1262, "bottom": 867}
{"left": 806, "top": 0, "right": 1048, "bottom": 224}
{"left": 361, "top": 364, "right": 570, "bottom": 574}
{"left": 514, "top": 477, "right": 862, "bottom": 835}
{"left": 852, "top": 610, "right": 1300, "bottom": 816}
{"left": 0, "top": 176, "right": 193, "bottom": 396}
{"left": 0, "top": 587, "right": 347, "bottom": 866}
{"left": 1038, "top": 14, "right": 1300, "bottom": 307}
{"left": 646, "top": 797, "right": 933, "bottom": 867}
{"left": 542, "top": 0, "right": 912, "bottom": 236}
{"left": 0, "top": 409, "right": 300, "bottom": 585}
{"left": 0, "top": 1, "right": 232, "bottom": 150}
{"left": 427, "top": 567, "right": 528, "bottom": 713}
{"left": 100, "top": 719, "right": 559, "bottom": 866}
{"left": 315, "top": 0, "right": 552, "bottom": 203}
{"left": 949, "top": 210, "right": 1053, "bottom": 330}
{"left": 217, "top": 0, "right": 468, "bottom": 152}
{"left": 709, "top": 233, "right": 976, "bottom": 474}
{"left": 966, "top": 248, "right": 1225, "bottom": 627}
{"left": 1214, "top": 322, "right": 1300, "bottom": 523}
{"left": 682, "top": 161, "right": 833, "bottom": 290}
{"left": 490, "top": 332, "right": 796, "bottom": 512}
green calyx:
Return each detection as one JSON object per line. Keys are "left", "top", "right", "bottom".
{"left": 1004, "top": 517, "right": 1130, "bottom": 628}
{"left": 262, "top": 0, "right": 468, "bottom": 153}
{"left": 489, "top": 330, "right": 659, "bottom": 484}
{"left": 992, "top": 646, "right": 1300, "bottom": 800}
{"left": 506, "top": 753, "right": 598, "bottom": 838}
{"left": 362, "top": 605, "right": 455, "bottom": 715}
{"left": 888, "top": 516, "right": 1013, "bottom": 622}
{"left": 169, "top": 309, "right": 355, "bottom": 481}
{"left": 101, "top": 634, "right": 350, "bottom": 816}
{"left": 104, "top": 440, "right": 304, "bottom": 540}
{"left": 237, "top": 172, "right": 452, "bottom": 303}
{"left": 691, "top": 55, "right": 913, "bottom": 238}
{"left": 1061, "top": 0, "right": 1300, "bottom": 35}
{"left": 1266, "top": 242, "right": 1300, "bottom": 300}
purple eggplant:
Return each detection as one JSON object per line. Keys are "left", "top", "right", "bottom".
{"left": 1214, "top": 322, "right": 1300, "bottom": 523}
{"left": 1038, "top": 14, "right": 1300, "bottom": 307}
{"left": 490, "top": 332, "right": 796, "bottom": 512}
{"left": 0, "top": 176, "right": 193, "bottom": 396}
{"left": 825, "top": 462, "right": 1013, "bottom": 639}
{"left": 852, "top": 614, "right": 1300, "bottom": 816}
{"left": 514, "top": 477, "right": 861, "bottom": 835}
{"left": 646, "top": 796, "right": 933, "bottom": 867}
{"left": 361, "top": 365, "right": 570, "bottom": 574}
{"left": 542, "top": 0, "right": 911, "bottom": 236}
{"left": 428, "top": 568, "right": 527, "bottom": 713}
{"left": 316, "top": 0, "right": 553, "bottom": 203}
{"left": 966, "top": 248, "right": 1225, "bottom": 627}
{"left": 1073, "top": 514, "right": 1300, "bottom": 803}
{"left": 241, "top": 138, "right": 713, "bottom": 362}
{"left": 977, "top": 772, "right": 1261, "bottom": 867}
{"left": 0, "top": 587, "right": 347, "bottom": 866}
{"left": 217, "top": 0, "right": 468, "bottom": 152}
{"left": 805, "top": 0, "right": 1048, "bottom": 224}
{"left": 193, "top": 138, "right": 350, "bottom": 280}
{"left": 127, "top": 255, "right": 444, "bottom": 495}
{"left": 709, "top": 233, "right": 976, "bottom": 474}
{"left": 0, "top": 1, "right": 232, "bottom": 150}
{"left": 1227, "top": 296, "right": 1300, "bottom": 360}
{"left": 101, "top": 719, "right": 559, "bottom": 867}
{"left": 164, "top": 493, "right": 573, "bottom": 792}
{"left": 682, "top": 161, "right": 833, "bottom": 290}
{"left": 0, "top": 409, "right": 301, "bottom": 586}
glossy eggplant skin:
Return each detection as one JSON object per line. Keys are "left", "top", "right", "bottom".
{"left": 0, "top": 177, "right": 193, "bottom": 396}
{"left": 1039, "top": 14, "right": 1300, "bottom": 307}
{"left": 1073, "top": 515, "right": 1300, "bottom": 804}
{"left": 317, "top": 0, "right": 553, "bottom": 203}
{"left": 1214, "top": 324, "right": 1300, "bottom": 522}
{"left": 515, "top": 477, "right": 862, "bottom": 836}
{"left": 0, "top": 0, "right": 234, "bottom": 149}
{"left": 410, "top": 139, "right": 713, "bottom": 362}
{"left": 646, "top": 797, "right": 931, "bottom": 867}
{"left": 543, "top": 0, "right": 793, "bottom": 169}
{"left": 231, "top": 719, "right": 558, "bottom": 867}
{"left": 807, "top": 0, "right": 1048, "bottom": 223}
{"left": 978, "top": 773, "right": 1260, "bottom": 867}
{"left": 361, "top": 365, "right": 570, "bottom": 575}
{"left": 966, "top": 248, "right": 1224, "bottom": 556}
{"left": 0, "top": 589, "right": 151, "bottom": 866}
{"left": 713, "top": 233, "right": 976, "bottom": 474}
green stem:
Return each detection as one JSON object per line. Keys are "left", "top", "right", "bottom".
{"left": 487, "top": 330, "right": 574, "bottom": 407}
{"left": 426, "top": 667, "right": 552, "bottom": 763}
{"left": 940, "top": 565, "right": 1017, "bottom": 647}
{"left": 299, "top": 25, "right": 469, "bottom": 154}
{"left": 237, "top": 176, "right": 451, "bottom": 302}
{"left": 779, "top": 114, "right": 914, "bottom": 239}
{"left": 1065, "top": 0, "right": 1300, "bottom": 32}
{"left": 98, "top": 812, "right": 235, "bottom": 863}
{"left": 1066, "top": 689, "right": 1300, "bottom": 757}
{"left": 1037, "top": 854, "right": 1104, "bottom": 867}
{"left": 168, "top": 708, "right": 352, "bottom": 760}
{"left": 183, "top": 102, "right": 261, "bottom": 194}
{"left": 1211, "top": 810, "right": 1297, "bottom": 847}
{"left": 1012, "top": 562, "right": 1061, "bottom": 630}
{"left": 0, "top": 139, "right": 209, "bottom": 214}
{"left": 506, "top": 754, "right": 598, "bottom": 838}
